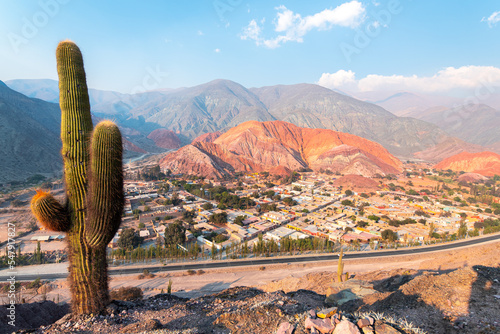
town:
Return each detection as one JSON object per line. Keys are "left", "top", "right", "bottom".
{"left": 1, "top": 160, "right": 500, "bottom": 268}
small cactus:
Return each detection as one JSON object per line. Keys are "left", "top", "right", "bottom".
{"left": 31, "top": 41, "right": 123, "bottom": 314}
{"left": 337, "top": 248, "right": 344, "bottom": 283}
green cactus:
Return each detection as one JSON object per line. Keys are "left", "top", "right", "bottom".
{"left": 337, "top": 247, "right": 344, "bottom": 283}
{"left": 31, "top": 41, "right": 123, "bottom": 314}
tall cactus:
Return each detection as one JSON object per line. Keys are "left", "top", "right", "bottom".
{"left": 31, "top": 41, "right": 123, "bottom": 314}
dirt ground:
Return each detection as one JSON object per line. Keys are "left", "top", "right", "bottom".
{"left": 16, "top": 235, "right": 500, "bottom": 306}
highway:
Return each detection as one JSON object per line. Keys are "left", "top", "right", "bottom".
{"left": 15, "top": 233, "right": 500, "bottom": 281}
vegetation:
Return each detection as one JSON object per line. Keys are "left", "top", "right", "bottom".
{"left": 30, "top": 41, "right": 124, "bottom": 314}
{"left": 164, "top": 222, "right": 186, "bottom": 247}
{"left": 118, "top": 228, "right": 143, "bottom": 250}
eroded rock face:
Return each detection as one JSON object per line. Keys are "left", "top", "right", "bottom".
{"left": 147, "top": 129, "right": 181, "bottom": 149}
{"left": 160, "top": 120, "right": 402, "bottom": 178}
{"left": 434, "top": 151, "right": 500, "bottom": 176}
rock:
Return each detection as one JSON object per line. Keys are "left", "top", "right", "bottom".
{"left": 361, "top": 327, "right": 375, "bottom": 334}
{"left": 305, "top": 317, "right": 335, "bottom": 333}
{"left": 119, "top": 318, "right": 162, "bottom": 333}
{"left": 276, "top": 321, "right": 294, "bottom": 334}
{"left": 317, "top": 307, "right": 337, "bottom": 319}
{"left": 357, "top": 318, "right": 371, "bottom": 328}
{"left": 333, "top": 320, "right": 361, "bottom": 334}
{"left": 309, "top": 309, "right": 317, "bottom": 318}
{"left": 325, "top": 290, "right": 358, "bottom": 306}
{"left": 373, "top": 320, "right": 401, "bottom": 334}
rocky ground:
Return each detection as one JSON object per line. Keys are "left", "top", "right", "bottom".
{"left": 1, "top": 263, "right": 499, "bottom": 333}
{"left": 2, "top": 239, "right": 500, "bottom": 333}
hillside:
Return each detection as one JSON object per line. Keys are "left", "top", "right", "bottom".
{"left": 160, "top": 120, "right": 402, "bottom": 179}
{"left": 434, "top": 151, "right": 500, "bottom": 176}
{"left": 8, "top": 79, "right": 452, "bottom": 158}
{"left": 0, "top": 81, "right": 62, "bottom": 183}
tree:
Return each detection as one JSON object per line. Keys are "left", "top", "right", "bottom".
{"left": 164, "top": 222, "right": 186, "bottom": 247}
{"left": 341, "top": 199, "right": 354, "bottom": 207}
{"left": 381, "top": 229, "right": 398, "bottom": 242}
{"left": 457, "top": 222, "right": 468, "bottom": 238}
{"left": 202, "top": 202, "right": 213, "bottom": 210}
{"left": 209, "top": 212, "right": 228, "bottom": 225}
{"left": 138, "top": 222, "right": 145, "bottom": 229}
{"left": 428, "top": 223, "right": 436, "bottom": 239}
{"left": 345, "top": 189, "right": 353, "bottom": 196}
{"left": 234, "top": 215, "right": 246, "bottom": 226}
{"left": 118, "top": 228, "right": 143, "bottom": 251}
{"left": 367, "top": 215, "right": 380, "bottom": 222}
{"left": 282, "top": 197, "right": 297, "bottom": 207}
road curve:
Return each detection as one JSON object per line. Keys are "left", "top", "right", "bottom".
{"left": 16, "top": 233, "right": 500, "bottom": 281}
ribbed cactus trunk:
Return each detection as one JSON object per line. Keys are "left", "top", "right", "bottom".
{"left": 31, "top": 41, "right": 123, "bottom": 314}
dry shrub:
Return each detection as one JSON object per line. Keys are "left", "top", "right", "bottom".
{"left": 110, "top": 287, "right": 143, "bottom": 301}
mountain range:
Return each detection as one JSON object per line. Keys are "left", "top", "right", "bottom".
{"left": 6, "top": 79, "right": 458, "bottom": 158}
{"left": 160, "top": 120, "right": 402, "bottom": 179}
{"left": 3, "top": 78, "right": 500, "bottom": 182}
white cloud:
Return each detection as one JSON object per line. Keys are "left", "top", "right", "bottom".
{"left": 482, "top": 11, "right": 500, "bottom": 27}
{"left": 198, "top": 30, "right": 204, "bottom": 36}
{"left": 240, "top": 1, "right": 366, "bottom": 48}
{"left": 318, "top": 66, "right": 500, "bottom": 94}
{"left": 214, "top": 48, "right": 221, "bottom": 53}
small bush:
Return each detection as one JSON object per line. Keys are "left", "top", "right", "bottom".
{"left": 110, "top": 287, "right": 143, "bottom": 301}
{"left": 27, "top": 278, "right": 42, "bottom": 290}
{"left": 187, "top": 269, "right": 196, "bottom": 275}
{"left": 197, "top": 269, "right": 205, "bottom": 275}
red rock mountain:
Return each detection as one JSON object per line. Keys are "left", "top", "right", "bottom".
{"left": 434, "top": 151, "right": 500, "bottom": 177}
{"left": 147, "top": 129, "right": 181, "bottom": 149}
{"left": 160, "top": 121, "right": 402, "bottom": 179}
{"left": 192, "top": 131, "right": 222, "bottom": 143}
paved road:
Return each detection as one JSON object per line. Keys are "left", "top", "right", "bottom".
{"left": 14, "top": 233, "right": 500, "bottom": 281}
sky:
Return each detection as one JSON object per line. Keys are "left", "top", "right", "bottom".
{"left": 0, "top": 0, "right": 499, "bottom": 96}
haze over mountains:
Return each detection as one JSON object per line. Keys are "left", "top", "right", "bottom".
{"left": 354, "top": 90, "right": 500, "bottom": 151}
{"left": 3, "top": 78, "right": 500, "bottom": 183}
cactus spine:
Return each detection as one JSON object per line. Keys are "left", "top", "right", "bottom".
{"left": 31, "top": 41, "right": 123, "bottom": 314}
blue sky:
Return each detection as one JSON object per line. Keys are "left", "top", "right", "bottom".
{"left": 0, "top": 0, "right": 499, "bottom": 95}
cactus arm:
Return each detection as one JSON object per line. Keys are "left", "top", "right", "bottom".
{"left": 86, "top": 120, "right": 124, "bottom": 248}
{"left": 31, "top": 190, "right": 70, "bottom": 232}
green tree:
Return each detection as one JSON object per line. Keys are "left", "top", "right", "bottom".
{"left": 202, "top": 202, "right": 213, "bottom": 210}
{"left": 118, "top": 228, "right": 143, "bottom": 251}
{"left": 381, "top": 229, "right": 398, "bottom": 242}
{"left": 164, "top": 222, "right": 186, "bottom": 247}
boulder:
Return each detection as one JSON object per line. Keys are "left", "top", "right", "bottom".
{"left": 373, "top": 320, "right": 401, "bottom": 334}
{"left": 276, "top": 321, "right": 294, "bottom": 334}
{"left": 332, "top": 320, "right": 361, "bottom": 334}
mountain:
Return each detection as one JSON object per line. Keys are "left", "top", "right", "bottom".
{"left": 8, "top": 79, "right": 452, "bottom": 159}
{"left": 353, "top": 91, "right": 460, "bottom": 117}
{"left": 416, "top": 104, "right": 500, "bottom": 148}
{"left": 146, "top": 129, "right": 181, "bottom": 149}
{"left": 413, "top": 137, "right": 485, "bottom": 163}
{"left": 434, "top": 151, "right": 500, "bottom": 177}
{"left": 160, "top": 120, "right": 402, "bottom": 179}
{"left": 249, "top": 84, "right": 449, "bottom": 157}
{"left": 0, "top": 80, "right": 62, "bottom": 183}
